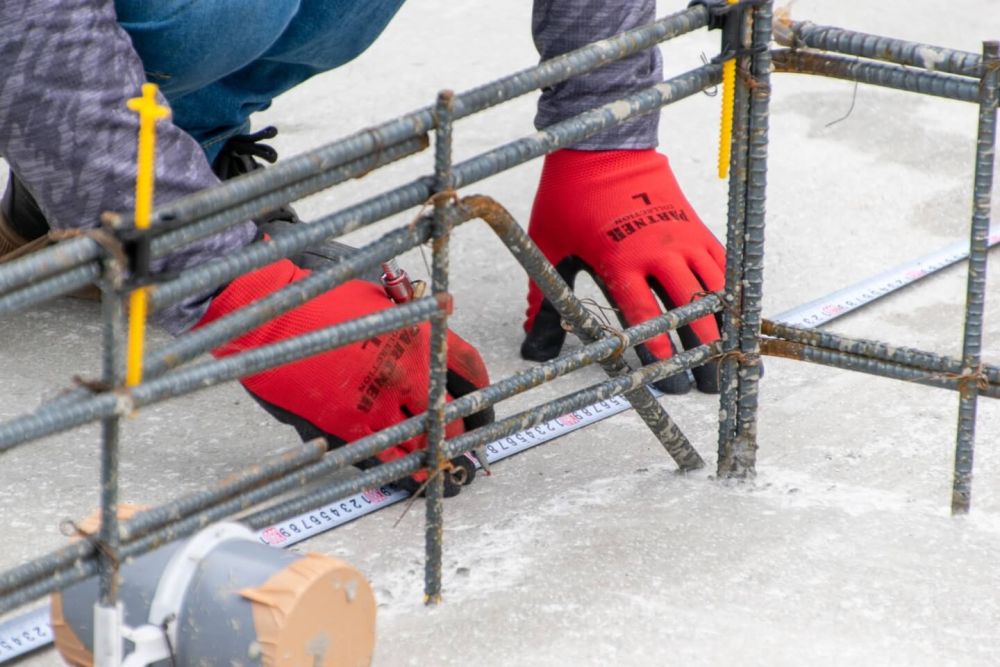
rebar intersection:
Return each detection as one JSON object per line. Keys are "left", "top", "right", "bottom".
{"left": 0, "top": 2, "right": 995, "bottom": 659}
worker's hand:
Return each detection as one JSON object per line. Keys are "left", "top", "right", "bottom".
{"left": 522, "top": 149, "right": 724, "bottom": 394}
{"left": 197, "top": 259, "right": 492, "bottom": 496}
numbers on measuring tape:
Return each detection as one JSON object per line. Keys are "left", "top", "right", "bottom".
{"left": 0, "top": 624, "right": 48, "bottom": 657}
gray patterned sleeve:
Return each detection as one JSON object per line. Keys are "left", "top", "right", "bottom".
{"left": 0, "top": 0, "right": 255, "bottom": 334}
{"left": 532, "top": 0, "right": 662, "bottom": 150}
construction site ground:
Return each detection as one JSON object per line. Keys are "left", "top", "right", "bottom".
{"left": 2, "top": 0, "right": 1000, "bottom": 664}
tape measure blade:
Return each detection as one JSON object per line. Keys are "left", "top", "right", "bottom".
{"left": 773, "top": 229, "right": 1000, "bottom": 328}
{"left": 0, "top": 606, "right": 51, "bottom": 662}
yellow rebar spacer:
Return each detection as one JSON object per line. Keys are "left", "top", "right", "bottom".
{"left": 717, "top": 0, "right": 739, "bottom": 180}
{"left": 124, "top": 83, "right": 170, "bottom": 388}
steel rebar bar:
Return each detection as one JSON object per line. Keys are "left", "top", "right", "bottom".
{"left": 772, "top": 50, "right": 980, "bottom": 103}
{"left": 775, "top": 20, "right": 983, "bottom": 77}
{"left": 951, "top": 41, "right": 999, "bottom": 514}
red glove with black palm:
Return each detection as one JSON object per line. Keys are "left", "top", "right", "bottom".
{"left": 522, "top": 149, "right": 724, "bottom": 394}
{"left": 197, "top": 258, "right": 492, "bottom": 497}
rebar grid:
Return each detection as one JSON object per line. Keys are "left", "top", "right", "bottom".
{"left": 0, "top": 1, "right": 995, "bottom": 654}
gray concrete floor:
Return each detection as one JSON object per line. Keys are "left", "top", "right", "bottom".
{"left": 3, "top": 0, "right": 1000, "bottom": 664}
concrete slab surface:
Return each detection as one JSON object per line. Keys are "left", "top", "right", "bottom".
{"left": 2, "top": 0, "right": 1000, "bottom": 665}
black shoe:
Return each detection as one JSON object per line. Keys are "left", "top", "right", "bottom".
{"left": 211, "top": 126, "right": 301, "bottom": 225}
{"left": 0, "top": 171, "right": 49, "bottom": 246}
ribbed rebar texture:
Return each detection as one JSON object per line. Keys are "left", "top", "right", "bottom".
{"left": 772, "top": 50, "right": 980, "bottom": 103}
{"left": 762, "top": 320, "right": 1000, "bottom": 393}
{"left": 760, "top": 339, "right": 1000, "bottom": 398}
{"left": 0, "top": 236, "right": 100, "bottom": 296}
{"left": 719, "top": 1, "right": 773, "bottom": 479}
{"left": 951, "top": 42, "right": 999, "bottom": 515}
{"left": 148, "top": 64, "right": 720, "bottom": 313}
{"left": 776, "top": 20, "right": 983, "bottom": 77}
{"left": 133, "top": 4, "right": 709, "bottom": 235}
{"left": 0, "top": 264, "right": 100, "bottom": 317}
{"left": 425, "top": 91, "right": 455, "bottom": 605}
{"left": 0, "top": 342, "right": 718, "bottom": 615}
{"left": 0, "top": 299, "right": 442, "bottom": 452}
{"left": 150, "top": 136, "right": 429, "bottom": 256}
{"left": 717, "top": 5, "right": 753, "bottom": 472}
{"left": 97, "top": 267, "right": 126, "bottom": 605}
{"left": 462, "top": 196, "right": 707, "bottom": 471}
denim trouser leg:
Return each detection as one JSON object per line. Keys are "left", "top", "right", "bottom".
{"left": 114, "top": 0, "right": 407, "bottom": 160}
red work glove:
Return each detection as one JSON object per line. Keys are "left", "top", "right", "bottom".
{"left": 522, "top": 149, "right": 724, "bottom": 394}
{"left": 197, "top": 259, "right": 492, "bottom": 496}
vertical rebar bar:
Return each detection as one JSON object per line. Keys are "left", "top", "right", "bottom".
{"left": 95, "top": 258, "right": 126, "bottom": 666}
{"left": 951, "top": 42, "right": 999, "bottom": 515}
{"left": 425, "top": 90, "right": 455, "bottom": 605}
{"left": 724, "top": 0, "right": 773, "bottom": 478}
{"left": 717, "top": 4, "right": 753, "bottom": 472}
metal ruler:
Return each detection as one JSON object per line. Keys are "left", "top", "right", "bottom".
{"left": 773, "top": 228, "right": 1000, "bottom": 327}
{"left": 1, "top": 229, "right": 996, "bottom": 663}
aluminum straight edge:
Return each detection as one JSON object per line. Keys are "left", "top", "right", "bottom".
{"left": 0, "top": 264, "right": 100, "bottom": 318}
{"left": 759, "top": 339, "right": 1000, "bottom": 399}
{"left": 772, "top": 50, "right": 980, "bottom": 103}
{"left": 243, "top": 343, "right": 720, "bottom": 532}
{"left": 128, "top": 5, "right": 709, "bottom": 235}
{"left": 0, "top": 295, "right": 720, "bottom": 601}
{"left": 717, "top": 6, "right": 754, "bottom": 474}
{"left": 0, "top": 299, "right": 440, "bottom": 453}
{"left": 733, "top": 1, "right": 774, "bottom": 444}
{"left": 424, "top": 90, "right": 454, "bottom": 605}
{"left": 0, "top": 342, "right": 718, "bottom": 614}
{"left": 464, "top": 195, "right": 705, "bottom": 471}
{"left": 776, "top": 20, "right": 983, "bottom": 78}
{"left": 149, "top": 64, "right": 722, "bottom": 312}
{"left": 761, "top": 319, "right": 1000, "bottom": 387}
{"left": 951, "top": 41, "right": 999, "bottom": 515}
{"left": 150, "top": 135, "right": 428, "bottom": 259}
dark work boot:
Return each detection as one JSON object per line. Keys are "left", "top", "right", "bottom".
{"left": 0, "top": 172, "right": 52, "bottom": 262}
{"left": 211, "top": 126, "right": 301, "bottom": 225}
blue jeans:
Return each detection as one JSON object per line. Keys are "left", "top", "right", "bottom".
{"left": 114, "top": 0, "right": 407, "bottom": 162}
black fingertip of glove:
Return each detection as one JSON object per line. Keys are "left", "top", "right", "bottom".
{"left": 521, "top": 322, "right": 566, "bottom": 361}
{"left": 522, "top": 257, "right": 585, "bottom": 362}
{"left": 521, "top": 301, "right": 567, "bottom": 362}
{"left": 692, "top": 360, "right": 721, "bottom": 394}
{"left": 446, "top": 371, "right": 495, "bottom": 432}
{"left": 637, "top": 344, "right": 693, "bottom": 395}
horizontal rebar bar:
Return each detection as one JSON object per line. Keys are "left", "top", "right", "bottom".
{"left": 244, "top": 342, "right": 720, "bottom": 530}
{"left": 148, "top": 219, "right": 433, "bottom": 376}
{"left": 760, "top": 338, "right": 1000, "bottom": 398}
{"left": 0, "top": 238, "right": 101, "bottom": 298}
{"left": 0, "top": 440, "right": 327, "bottom": 599}
{"left": 0, "top": 264, "right": 100, "bottom": 318}
{"left": 136, "top": 5, "right": 710, "bottom": 236}
{"left": 775, "top": 20, "right": 983, "bottom": 77}
{"left": 0, "top": 293, "right": 720, "bottom": 602}
{"left": 762, "top": 319, "right": 1000, "bottom": 387}
{"left": 148, "top": 63, "right": 721, "bottom": 311}
{"left": 0, "top": 298, "right": 442, "bottom": 453}
{"left": 772, "top": 49, "right": 980, "bottom": 103}
{"left": 0, "top": 6, "right": 709, "bottom": 296}
{"left": 148, "top": 136, "right": 429, "bottom": 259}
{"left": 0, "top": 341, "right": 717, "bottom": 614}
